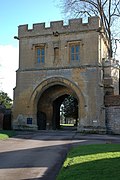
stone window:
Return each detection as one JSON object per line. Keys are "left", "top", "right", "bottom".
{"left": 36, "top": 46, "right": 45, "bottom": 63}
{"left": 54, "top": 47, "right": 59, "bottom": 62}
{"left": 69, "top": 43, "right": 80, "bottom": 61}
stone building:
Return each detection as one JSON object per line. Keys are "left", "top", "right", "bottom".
{"left": 12, "top": 16, "right": 120, "bottom": 133}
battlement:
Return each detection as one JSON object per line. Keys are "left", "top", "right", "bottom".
{"left": 18, "top": 16, "right": 100, "bottom": 38}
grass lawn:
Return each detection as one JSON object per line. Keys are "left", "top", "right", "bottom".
{"left": 0, "top": 130, "right": 16, "bottom": 140}
{"left": 60, "top": 124, "right": 74, "bottom": 127}
{"left": 57, "top": 144, "right": 120, "bottom": 180}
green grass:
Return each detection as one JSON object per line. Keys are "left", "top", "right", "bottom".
{"left": 57, "top": 144, "right": 120, "bottom": 180}
{"left": 60, "top": 124, "right": 74, "bottom": 127}
{"left": 0, "top": 130, "right": 16, "bottom": 140}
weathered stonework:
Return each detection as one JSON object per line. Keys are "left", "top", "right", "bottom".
{"left": 105, "top": 95, "right": 120, "bottom": 134}
{"left": 105, "top": 105, "right": 120, "bottom": 134}
{"left": 12, "top": 16, "right": 119, "bottom": 133}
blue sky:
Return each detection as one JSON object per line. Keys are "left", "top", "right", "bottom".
{"left": 0, "top": 0, "right": 62, "bottom": 98}
{"left": 0, "top": 0, "right": 62, "bottom": 45}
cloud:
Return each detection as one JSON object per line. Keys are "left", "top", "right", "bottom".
{"left": 0, "top": 45, "right": 19, "bottom": 99}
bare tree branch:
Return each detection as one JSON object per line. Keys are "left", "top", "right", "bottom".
{"left": 60, "top": 0, "right": 120, "bottom": 58}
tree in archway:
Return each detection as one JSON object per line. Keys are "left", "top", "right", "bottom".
{"left": 62, "top": 95, "right": 78, "bottom": 124}
{"left": 60, "top": 0, "right": 120, "bottom": 58}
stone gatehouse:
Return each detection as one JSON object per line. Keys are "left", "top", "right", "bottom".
{"left": 12, "top": 16, "right": 120, "bottom": 134}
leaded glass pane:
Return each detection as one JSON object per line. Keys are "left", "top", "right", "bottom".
{"left": 37, "top": 49, "right": 40, "bottom": 55}
{"left": 71, "top": 54, "right": 74, "bottom": 61}
{"left": 42, "top": 56, "right": 44, "bottom": 63}
{"left": 37, "top": 57, "right": 40, "bottom": 63}
{"left": 76, "top": 54, "right": 80, "bottom": 61}
{"left": 41, "top": 48, "right": 44, "bottom": 55}
{"left": 71, "top": 46, "right": 74, "bottom": 53}
{"left": 76, "top": 45, "right": 79, "bottom": 53}
{"left": 70, "top": 44, "right": 80, "bottom": 61}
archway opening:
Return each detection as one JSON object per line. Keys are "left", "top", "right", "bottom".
{"left": 37, "top": 84, "right": 79, "bottom": 130}
{"left": 52, "top": 95, "right": 78, "bottom": 130}
{"left": 60, "top": 95, "right": 78, "bottom": 130}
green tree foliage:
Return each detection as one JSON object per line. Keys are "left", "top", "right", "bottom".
{"left": 60, "top": 0, "right": 120, "bottom": 58}
{"left": 0, "top": 91, "right": 12, "bottom": 109}
{"left": 62, "top": 95, "right": 78, "bottom": 120}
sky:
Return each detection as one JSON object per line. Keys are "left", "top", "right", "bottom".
{"left": 0, "top": 0, "right": 62, "bottom": 99}
{"left": 0, "top": 0, "right": 120, "bottom": 99}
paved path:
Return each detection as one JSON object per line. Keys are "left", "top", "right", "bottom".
{"left": 0, "top": 131, "right": 120, "bottom": 180}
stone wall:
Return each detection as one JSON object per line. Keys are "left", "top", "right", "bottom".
{"left": 105, "top": 95, "right": 120, "bottom": 106}
{"left": 105, "top": 106, "right": 120, "bottom": 134}
{"left": 0, "top": 104, "right": 5, "bottom": 129}
{"left": 105, "top": 95, "right": 120, "bottom": 134}
{"left": 103, "top": 59, "right": 119, "bottom": 95}
{"left": 18, "top": 17, "right": 100, "bottom": 38}
{"left": 13, "top": 16, "right": 108, "bottom": 132}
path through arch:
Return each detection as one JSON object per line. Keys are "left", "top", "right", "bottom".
{"left": 37, "top": 84, "right": 79, "bottom": 130}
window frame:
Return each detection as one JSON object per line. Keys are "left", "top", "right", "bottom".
{"left": 69, "top": 41, "right": 81, "bottom": 62}
{"left": 35, "top": 44, "right": 45, "bottom": 64}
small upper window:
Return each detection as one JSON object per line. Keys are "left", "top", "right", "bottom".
{"left": 70, "top": 44, "right": 80, "bottom": 61}
{"left": 36, "top": 47, "right": 45, "bottom": 63}
{"left": 54, "top": 47, "right": 59, "bottom": 62}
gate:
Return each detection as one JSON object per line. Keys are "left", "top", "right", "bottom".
{"left": 37, "top": 111, "right": 46, "bottom": 130}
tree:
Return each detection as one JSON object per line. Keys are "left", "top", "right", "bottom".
{"left": 0, "top": 91, "right": 12, "bottom": 109}
{"left": 60, "top": 0, "right": 120, "bottom": 58}
{"left": 62, "top": 95, "right": 78, "bottom": 120}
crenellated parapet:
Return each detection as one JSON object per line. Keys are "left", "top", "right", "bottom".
{"left": 18, "top": 16, "right": 100, "bottom": 38}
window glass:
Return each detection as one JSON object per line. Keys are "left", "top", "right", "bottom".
{"left": 36, "top": 47, "right": 45, "bottom": 63}
{"left": 76, "top": 54, "right": 80, "bottom": 61}
{"left": 41, "top": 56, "right": 44, "bottom": 63}
{"left": 37, "top": 49, "right": 40, "bottom": 55}
{"left": 71, "top": 46, "right": 74, "bottom": 53}
{"left": 76, "top": 45, "right": 79, "bottom": 53}
{"left": 41, "top": 48, "right": 44, "bottom": 55}
{"left": 70, "top": 44, "right": 80, "bottom": 61}
{"left": 37, "top": 57, "right": 40, "bottom": 63}
{"left": 71, "top": 54, "right": 74, "bottom": 61}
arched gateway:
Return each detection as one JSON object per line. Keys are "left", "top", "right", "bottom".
{"left": 12, "top": 17, "right": 108, "bottom": 133}
{"left": 30, "top": 77, "right": 84, "bottom": 130}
